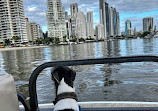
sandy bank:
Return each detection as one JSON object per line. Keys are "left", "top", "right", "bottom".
{"left": 0, "top": 46, "right": 49, "bottom": 52}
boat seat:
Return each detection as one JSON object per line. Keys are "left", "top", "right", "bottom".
{"left": 0, "top": 74, "right": 29, "bottom": 111}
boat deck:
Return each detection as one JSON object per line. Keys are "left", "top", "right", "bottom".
{"left": 20, "top": 101, "right": 158, "bottom": 111}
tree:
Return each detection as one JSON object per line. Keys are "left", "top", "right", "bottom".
{"left": 79, "top": 38, "right": 85, "bottom": 42}
{"left": 148, "top": 24, "right": 152, "bottom": 32}
{"left": 4, "top": 39, "right": 11, "bottom": 45}
{"left": 12, "top": 36, "right": 21, "bottom": 41}
{"left": 54, "top": 37, "right": 60, "bottom": 44}
{"left": 44, "top": 37, "right": 53, "bottom": 44}
{"left": 63, "top": 35, "right": 67, "bottom": 42}
{"left": 141, "top": 31, "right": 150, "bottom": 37}
{"left": 35, "top": 37, "right": 44, "bottom": 44}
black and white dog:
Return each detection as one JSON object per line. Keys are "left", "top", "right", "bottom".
{"left": 51, "top": 66, "right": 79, "bottom": 111}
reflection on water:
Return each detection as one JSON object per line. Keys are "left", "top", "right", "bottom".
{"left": 0, "top": 38, "right": 158, "bottom": 103}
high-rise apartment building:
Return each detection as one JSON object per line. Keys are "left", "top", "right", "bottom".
{"left": 46, "top": 0, "right": 67, "bottom": 41}
{"left": 96, "top": 24, "right": 104, "bottom": 40}
{"left": 116, "top": 12, "right": 120, "bottom": 36}
{"left": 109, "top": 7, "right": 114, "bottom": 37}
{"left": 99, "top": 0, "right": 107, "bottom": 39}
{"left": 143, "top": 17, "right": 153, "bottom": 32}
{"left": 68, "top": 16, "right": 76, "bottom": 39}
{"left": 30, "top": 22, "right": 43, "bottom": 41}
{"left": 67, "top": 3, "right": 78, "bottom": 40}
{"left": 127, "top": 28, "right": 134, "bottom": 37}
{"left": 25, "top": 18, "right": 32, "bottom": 42}
{"left": 0, "top": 0, "right": 28, "bottom": 43}
{"left": 87, "top": 11, "right": 94, "bottom": 39}
{"left": 125, "top": 19, "right": 132, "bottom": 36}
{"left": 70, "top": 3, "right": 78, "bottom": 16}
{"left": 99, "top": 0, "right": 120, "bottom": 38}
{"left": 25, "top": 18, "right": 43, "bottom": 42}
{"left": 76, "top": 11, "right": 87, "bottom": 40}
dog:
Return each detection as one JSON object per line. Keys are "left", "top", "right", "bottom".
{"left": 51, "top": 66, "right": 79, "bottom": 111}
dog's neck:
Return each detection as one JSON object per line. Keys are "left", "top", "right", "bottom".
{"left": 54, "top": 78, "right": 79, "bottom": 111}
{"left": 57, "top": 78, "right": 75, "bottom": 95}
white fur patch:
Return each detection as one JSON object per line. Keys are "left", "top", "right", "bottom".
{"left": 54, "top": 78, "right": 79, "bottom": 111}
{"left": 54, "top": 99, "right": 79, "bottom": 111}
{"left": 57, "top": 78, "right": 75, "bottom": 95}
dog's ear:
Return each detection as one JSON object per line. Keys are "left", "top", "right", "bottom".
{"left": 70, "top": 69, "right": 76, "bottom": 82}
{"left": 52, "top": 71, "right": 60, "bottom": 84}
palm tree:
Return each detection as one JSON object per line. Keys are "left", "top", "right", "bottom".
{"left": 12, "top": 36, "right": 21, "bottom": 44}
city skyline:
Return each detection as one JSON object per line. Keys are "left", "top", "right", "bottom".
{"left": 23, "top": 0, "right": 158, "bottom": 33}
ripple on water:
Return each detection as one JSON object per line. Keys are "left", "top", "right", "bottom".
{"left": 0, "top": 38, "right": 158, "bottom": 103}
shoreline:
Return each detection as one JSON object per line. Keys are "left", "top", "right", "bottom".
{"left": 0, "top": 46, "right": 49, "bottom": 52}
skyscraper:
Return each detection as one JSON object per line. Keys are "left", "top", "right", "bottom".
{"left": 25, "top": 18, "right": 43, "bottom": 42}
{"left": 87, "top": 11, "right": 94, "bottom": 39}
{"left": 96, "top": 24, "right": 104, "bottom": 40}
{"left": 125, "top": 19, "right": 132, "bottom": 36}
{"left": 76, "top": 11, "right": 87, "bottom": 40}
{"left": 99, "top": 0, "right": 120, "bottom": 38}
{"left": 116, "top": 12, "right": 120, "bottom": 36}
{"left": 0, "top": 0, "right": 28, "bottom": 43}
{"left": 67, "top": 3, "right": 78, "bottom": 40}
{"left": 25, "top": 18, "right": 32, "bottom": 42}
{"left": 109, "top": 7, "right": 114, "bottom": 37}
{"left": 143, "top": 17, "right": 153, "bottom": 32}
{"left": 46, "top": 0, "right": 67, "bottom": 41}
{"left": 70, "top": 3, "right": 78, "bottom": 16}
{"left": 99, "top": 0, "right": 107, "bottom": 39}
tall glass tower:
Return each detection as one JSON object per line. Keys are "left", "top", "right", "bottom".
{"left": 125, "top": 19, "right": 132, "bottom": 36}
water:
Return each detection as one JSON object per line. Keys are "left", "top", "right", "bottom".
{"left": 0, "top": 38, "right": 158, "bottom": 104}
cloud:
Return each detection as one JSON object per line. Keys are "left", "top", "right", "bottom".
{"left": 107, "top": 0, "right": 158, "bottom": 13}
{"left": 23, "top": 0, "right": 158, "bottom": 32}
{"left": 38, "top": 12, "right": 46, "bottom": 16}
{"left": 27, "top": 6, "right": 37, "bottom": 12}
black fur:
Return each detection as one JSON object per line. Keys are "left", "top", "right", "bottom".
{"left": 51, "top": 66, "right": 76, "bottom": 95}
{"left": 59, "top": 109, "right": 75, "bottom": 111}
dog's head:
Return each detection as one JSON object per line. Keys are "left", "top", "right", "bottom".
{"left": 51, "top": 66, "right": 76, "bottom": 95}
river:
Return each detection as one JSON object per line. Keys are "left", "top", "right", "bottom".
{"left": 0, "top": 38, "right": 158, "bottom": 104}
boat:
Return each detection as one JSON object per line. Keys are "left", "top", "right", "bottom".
{"left": 1, "top": 55, "right": 158, "bottom": 111}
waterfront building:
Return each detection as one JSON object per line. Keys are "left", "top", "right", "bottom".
{"left": 67, "top": 3, "right": 78, "bottom": 40}
{"left": 65, "top": 11, "right": 68, "bottom": 20}
{"left": 116, "top": 12, "right": 120, "bottom": 36}
{"left": 99, "top": 0, "right": 120, "bottom": 39}
{"left": 70, "top": 3, "right": 78, "bottom": 16}
{"left": 0, "top": 0, "right": 28, "bottom": 43}
{"left": 127, "top": 28, "right": 134, "bottom": 37}
{"left": 30, "top": 22, "right": 43, "bottom": 41}
{"left": 99, "top": 0, "right": 107, "bottom": 39}
{"left": 154, "top": 25, "right": 157, "bottom": 32}
{"left": 67, "top": 16, "right": 76, "bottom": 40}
{"left": 121, "top": 31, "right": 125, "bottom": 36}
{"left": 125, "top": 19, "right": 132, "bottom": 36}
{"left": 46, "top": 0, "right": 67, "bottom": 41}
{"left": 143, "top": 17, "right": 153, "bottom": 32}
{"left": 87, "top": 12, "right": 94, "bottom": 39}
{"left": 96, "top": 24, "right": 104, "bottom": 40}
{"left": 109, "top": 7, "right": 114, "bottom": 37}
{"left": 94, "top": 28, "right": 96, "bottom": 36}
{"left": 25, "top": 18, "right": 43, "bottom": 42}
{"left": 25, "top": 18, "right": 32, "bottom": 42}
{"left": 76, "top": 11, "right": 87, "bottom": 40}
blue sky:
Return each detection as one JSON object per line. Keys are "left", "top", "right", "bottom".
{"left": 23, "top": 0, "right": 158, "bottom": 33}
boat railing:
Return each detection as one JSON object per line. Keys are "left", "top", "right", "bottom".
{"left": 28, "top": 55, "right": 158, "bottom": 111}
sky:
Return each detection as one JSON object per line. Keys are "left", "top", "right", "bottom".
{"left": 23, "top": 0, "right": 158, "bottom": 33}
